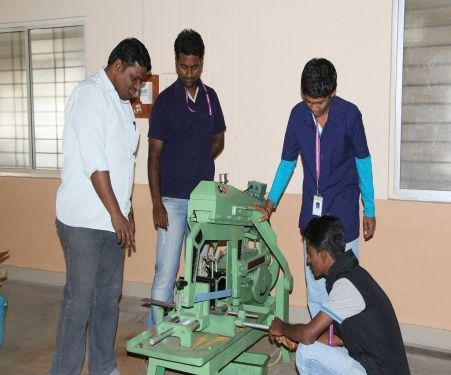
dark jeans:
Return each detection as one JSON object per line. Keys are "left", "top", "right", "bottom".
{"left": 50, "top": 219, "right": 124, "bottom": 375}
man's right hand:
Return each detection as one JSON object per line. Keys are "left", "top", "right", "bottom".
{"left": 111, "top": 212, "right": 135, "bottom": 249}
{"left": 152, "top": 199, "right": 168, "bottom": 230}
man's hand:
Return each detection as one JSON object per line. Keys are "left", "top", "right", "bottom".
{"left": 275, "top": 336, "right": 298, "bottom": 351}
{"left": 90, "top": 170, "right": 135, "bottom": 249}
{"left": 111, "top": 211, "right": 135, "bottom": 249}
{"left": 249, "top": 200, "right": 274, "bottom": 222}
{"left": 126, "top": 209, "right": 136, "bottom": 256}
{"left": 128, "top": 208, "right": 136, "bottom": 234}
{"left": 152, "top": 199, "right": 168, "bottom": 230}
{"left": 363, "top": 216, "right": 376, "bottom": 241}
{"left": 268, "top": 317, "right": 285, "bottom": 343}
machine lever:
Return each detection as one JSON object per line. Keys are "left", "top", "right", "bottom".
{"left": 237, "top": 322, "right": 270, "bottom": 331}
{"left": 175, "top": 280, "right": 188, "bottom": 290}
{"left": 141, "top": 298, "right": 176, "bottom": 309}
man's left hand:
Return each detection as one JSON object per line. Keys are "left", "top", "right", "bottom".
{"left": 268, "top": 317, "right": 284, "bottom": 343}
{"left": 363, "top": 216, "right": 376, "bottom": 241}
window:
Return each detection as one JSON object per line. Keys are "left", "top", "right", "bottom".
{"left": 0, "top": 22, "right": 84, "bottom": 172}
{"left": 394, "top": 0, "right": 451, "bottom": 201}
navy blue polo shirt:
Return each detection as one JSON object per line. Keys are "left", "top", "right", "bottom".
{"left": 281, "top": 96, "right": 370, "bottom": 242}
{"left": 148, "top": 78, "right": 226, "bottom": 199}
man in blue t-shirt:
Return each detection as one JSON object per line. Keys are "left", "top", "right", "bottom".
{"left": 269, "top": 216, "right": 410, "bottom": 375}
{"left": 253, "top": 58, "right": 376, "bottom": 317}
{"left": 147, "top": 29, "right": 226, "bottom": 327}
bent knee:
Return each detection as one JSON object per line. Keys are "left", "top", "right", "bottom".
{"left": 295, "top": 342, "right": 322, "bottom": 367}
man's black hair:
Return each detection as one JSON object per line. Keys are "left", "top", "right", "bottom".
{"left": 302, "top": 216, "right": 346, "bottom": 260}
{"left": 174, "top": 29, "right": 205, "bottom": 60}
{"left": 107, "top": 38, "right": 151, "bottom": 71}
{"left": 301, "top": 58, "right": 337, "bottom": 98}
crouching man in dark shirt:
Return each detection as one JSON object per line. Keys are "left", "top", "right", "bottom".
{"left": 269, "top": 216, "right": 410, "bottom": 375}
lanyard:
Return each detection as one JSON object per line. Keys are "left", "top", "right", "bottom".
{"left": 312, "top": 114, "right": 321, "bottom": 195}
{"left": 185, "top": 82, "right": 212, "bottom": 116}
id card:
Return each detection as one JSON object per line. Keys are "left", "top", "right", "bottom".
{"left": 312, "top": 195, "right": 323, "bottom": 216}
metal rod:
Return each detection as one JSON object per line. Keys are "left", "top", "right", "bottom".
{"left": 227, "top": 311, "right": 259, "bottom": 319}
{"left": 149, "top": 327, "right": 175, "bottom": 346}
{"left": 240, "top": 322, "right": 270, "bottom": 331}
{"left": 148, "top": 320, "right": 200, "bottom": 346}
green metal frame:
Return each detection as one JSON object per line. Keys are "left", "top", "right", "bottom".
{"left": 126, "top": 181, "right": 293, "bottom": 374}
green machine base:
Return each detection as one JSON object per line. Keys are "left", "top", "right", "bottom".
{"left": 127, "top": 325, "right": 268, "bottom": 374}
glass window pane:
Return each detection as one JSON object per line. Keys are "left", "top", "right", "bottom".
{"left": 35, "top": 152, "right": 57, "bottom": 169}
{"left": 398, "top": 1, "right": 451, "bottom": 195}
{"left": 0, "top": 24, "right": 84, "bottom": 171}
{"left": 0, "top": 30, "right": 29, "bottom": 169}
{"left": 30, "top": 25, "right": 84, "bottom": 171}
{"left": 0, "top": 152, "right": 29, "bottom": 168}
{"left": 34, "top": 112, "right": 57, "bottom": 126}
{"left": 35, "top": 139, "right": 57, "bottom": 153}
{"left": 35, "top": 126, "right": 57, "bottom": 140}
{"left": 0, "top": 71, "right": 13, "bottom": 84}
{"left": 34, "top": 97, "right": 56, "bottom": 112}
{"left": 32, "top": 83, "right": 56, "bottom": 97}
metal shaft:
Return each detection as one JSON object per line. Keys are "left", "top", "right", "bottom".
{"left": 149, "top": 320, "right": 200, "bottom": 346}
{"left": 240, "top": 322, "right": 269, "bottom": 331}
{"left": 149, "top": 327, "right": 175, "bottom": 346}
{"left": 227, "top": 311, "right": 259, "bottom": 319}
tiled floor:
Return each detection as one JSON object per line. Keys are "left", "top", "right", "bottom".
{"left": 0, "top": 280, "right": 450, "bottom": 375}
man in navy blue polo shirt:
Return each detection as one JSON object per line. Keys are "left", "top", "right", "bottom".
{"left": 253, "top": 58, "right": 376, "bottom": 317}
{"left": 146, "top": 29, "right": 226, "bottom": 327}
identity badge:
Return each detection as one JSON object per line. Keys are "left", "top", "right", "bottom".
{"left": 312, "top": 195, "right": 323, "bottom": 216}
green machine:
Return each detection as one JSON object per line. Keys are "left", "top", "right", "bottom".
{"left": 126, "top": 180, "right": 293, "bottom": 374}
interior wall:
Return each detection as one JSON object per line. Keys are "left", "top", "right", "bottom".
{"left": 1, "top": 0, "right": 451, "bottom": 332}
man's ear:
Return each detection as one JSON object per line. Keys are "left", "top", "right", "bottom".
{"left": 319, "top": 249, "right": 329, "bottom": 263}
{"left": 113, "top": 59, "right": 124, "bottom": 73}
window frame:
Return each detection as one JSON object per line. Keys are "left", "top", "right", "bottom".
{"left": 0, "top": 17, "right": 85, "bottom": 178}
{"left": 391, "top": 0, "right": 451, "bottom": 203}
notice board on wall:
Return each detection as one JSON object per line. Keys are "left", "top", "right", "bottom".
{"left": 131, "top": 74, "right": 159, "bottom": 118}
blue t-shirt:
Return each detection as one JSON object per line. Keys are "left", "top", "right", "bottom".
{"left": 281, "top": 96, "right": 370, "bottom": 242}
{"left": 148, "top": 79, "right": 226, "bottom": 199}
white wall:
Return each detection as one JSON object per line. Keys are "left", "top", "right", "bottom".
{"left": 138, "top": 0, "right": 393, "bottom": 198}
{"left": 0, "top": 0, "right": 392, "bottom": 196}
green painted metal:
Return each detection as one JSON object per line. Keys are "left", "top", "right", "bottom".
{"left": 126, "top": 181, "right": 293, "bottom": 374}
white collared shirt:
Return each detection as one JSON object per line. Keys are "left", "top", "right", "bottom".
{"left": 56, "top": 69, "right": 139, "bottom": 232}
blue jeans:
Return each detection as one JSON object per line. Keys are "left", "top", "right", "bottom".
{"left": 51, "top": 219, "right": 124, "bottom": 375}
{"left": 296, "top": 342, "right": 367, "bottom": 374}
{"left": 147, "top": 197, "right": 189, "bottom": 328}
{"left": 305, "top": 237, "right": 359, "bottom": 317}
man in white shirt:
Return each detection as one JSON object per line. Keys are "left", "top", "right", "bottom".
{"left": 51, "top": 38, "right": 151, "bottom": 375}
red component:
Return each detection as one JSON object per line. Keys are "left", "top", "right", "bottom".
{"left": 218, "top": 185, "right": 227, "bottom": 193}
